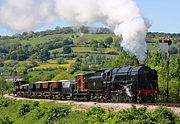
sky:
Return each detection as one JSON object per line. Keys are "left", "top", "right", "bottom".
{"left": 0, "top": 0, "right": 179, "bottom": 36}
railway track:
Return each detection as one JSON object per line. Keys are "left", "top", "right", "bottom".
{"left": 4, "top": 94, "right": 180, "bottom": 107}
{"left": 142, "top": 102, "right": 180, "bottom": 107}
{"left": 3, "top": 94, "right": 180, "bottom": 115}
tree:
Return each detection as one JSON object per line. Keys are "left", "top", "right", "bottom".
{"left": 112, "top": 50, "right": 138, "bottom": 67}
{"left": 16, "top": 66, "right": 27, "bottom": 77}
{"left": 104, "top": 37, "right": 113, "bottom": 47}
{"left": 37, "top": 48, "right": 50, "bottom": 62}
{"left": 63, "top": 38, "right": 73, "bottom": 45}
{"left": 80, "top": 26, "right": 89, "bottom": 33}
{"left": 56, "top": 57, "right": 68, "bottom": 64}
{"left": 90, "top": 40, "right": 98, "bottom": 51}
{"left": 55, "top": 26, "right": 61, "bottom": 30}
{"left": 170, "top": 46, "right": 178, "bottom": 54}
{"left": 63, "top": 46, "right": 73, "bottom": 54}
{"left": 98, "top": 42, "right": 106, "bottom": 48}
{"left": 0, "top": 76, "right": 6, "bottom": 90}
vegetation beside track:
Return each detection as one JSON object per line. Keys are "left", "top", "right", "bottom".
{"left": 0, "top": 98, "right": 179, "bottom": 124}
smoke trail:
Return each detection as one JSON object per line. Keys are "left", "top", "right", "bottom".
{"left": 54, "top": 0, "right": 151, "bottom": 63}
{"left": 0, "top": 0, "right": 151, "bottom": 63}
{"left": 0, "top": 0, "right": 55, "bottom": 32}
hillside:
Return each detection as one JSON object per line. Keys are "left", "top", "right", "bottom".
{"left": 0, "top": 26, "right": 180, "bottom": 102}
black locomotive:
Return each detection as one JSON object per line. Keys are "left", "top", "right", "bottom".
{"left": 14, "top": 65, "right": 159, "bottom": 103}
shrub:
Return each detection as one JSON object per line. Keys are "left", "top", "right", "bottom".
{"left": 154, "top": 107, "right": 178, "bottom": 124}
{"left": 85, "top": 106, "right": 180, "bottom": 124}
{"left": 86, "top": 107, "right": 105, "bottom": 124}
{"left": 56, "top": 58, "right": 68, "bottom": 64}
{"left": 0, "top": 116, "right": 13, "bottom": 124}
{"left": 44, "top": 106, "right": 70, "bottom": 123}
{"left": 32, "top": 101, "right": 39, "bottom": 107}
{"left": 30, "top": 106, "right": 47, "bottom": 120}
{"left": 0, "top": 99, "right": 10, "bottom": 107}
{"left": 18, "top": 103, "right": 31, "bottom": 117}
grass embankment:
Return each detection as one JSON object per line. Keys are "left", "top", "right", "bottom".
{"left": 0, "top": 98, "right": 86, "bottom": 124}
{"left": 0, "top": 98, "right": 179, "bottom": 124}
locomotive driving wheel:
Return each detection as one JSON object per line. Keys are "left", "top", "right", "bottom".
{"left": 111, "top": 93, "right": 119, "bottom": 102}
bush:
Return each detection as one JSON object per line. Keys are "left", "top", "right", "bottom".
{"left": 86, "top": 107, "right": 105, "bottom": 124}
{"left": 0, "top": 98, "right": 10, "bottom": 107}
{"left": 154, "top": 107, "right": 178, "bottom": 124}
{"left": 56, "top": 58, "right": 68, "bottom": 64}
{"left": 44, "top": 106, "right": 70, "bottom": 123}
{"left": 18, "top": 103, "right": 31, "bottom": 117}
{"left": 30, "top": 106, "right": 47, "bottom": 120}
{"left": 0, "top": 116, "right": 13, "bottom": 124}
{"left": 85, "top": 106, "right": 180, "bottom": 124}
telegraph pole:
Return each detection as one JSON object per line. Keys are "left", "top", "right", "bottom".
{"left": 178, "top": 82, "right": 180, "bottom": 103}
{"left": 166, "top": 49, "right": 170, "bottom": 102}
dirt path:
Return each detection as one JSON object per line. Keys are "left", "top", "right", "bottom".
{"left": 3, "top": 94, "right": 180, "bottom": 115}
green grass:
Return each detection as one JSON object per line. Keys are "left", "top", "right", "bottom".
{"left": 47, "top": 59, "right": 57, "bottom": 64}
{"left": 73, "top": 34, "right": 118, "bottom": 43}
{"left": 32, "top": 63, "right": 71, "bottom": 70}
{"left": 72, "top": 47, "right": 93, "bottom": 52}
{"left": 32, "top": 60, "right": 75, "bottom": 71}
{"left": 54, "top": 111, "right": 86, "bottom": 124}
{"left": 0, "top": 98, "right": 179, "bottom": 124}
{"left": 17, "top": 34, "right": 118, "bottom": 46}
{"left": 50, "top": 47, "right": 117, "bottom": 54}
{"left": 50, "top": 48, "right": 63, "bottom": 53}
{"left": 0, "top": 98, "right": 71, "bottom": 124}
{"left": 147, "top": 43, "right": 160, "bottom": 53}
{"left": 19, "top": 34, "right": 73, "bottom": 45}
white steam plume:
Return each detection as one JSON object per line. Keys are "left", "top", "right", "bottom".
{"left": 0, "top": 0, "right": 55, "bottom": 32}
{"left": 0, "top": 0, "right": 151, "bottom": 63}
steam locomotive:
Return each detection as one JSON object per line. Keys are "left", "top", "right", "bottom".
{"left": 14, "top": 65, "right": 159, "bottom": 103}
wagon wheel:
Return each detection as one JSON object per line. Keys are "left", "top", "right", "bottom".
{"left": 115, "top": 95, "right": 120, "bottom": 103}
{"left": 111, "top": 93, "right": 119, "bottom": 102}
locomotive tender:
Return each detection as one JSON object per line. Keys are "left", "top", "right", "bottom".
{"left": 14, "top": 65, "right": 159, "bottom": 103}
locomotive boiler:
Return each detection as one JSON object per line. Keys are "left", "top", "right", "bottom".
{"left": 75, "top": 66, "right": 159, "bottom": 102}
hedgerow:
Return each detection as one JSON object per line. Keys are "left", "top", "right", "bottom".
{"left": 0, "top": 98, "right": 179, "bottom": 124}
{"left": 86, "top": 106, "right": 180, "bottom": 124}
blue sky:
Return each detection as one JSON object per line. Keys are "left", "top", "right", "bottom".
{"left": 0, "top": 0, "right": 179, "bottom": 36}
{"left": 135, "top": 0, "right": 180, "bottom": 33}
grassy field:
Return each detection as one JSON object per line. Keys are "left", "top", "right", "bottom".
{"left": 50, "top": 46, "right": 117, "bottom": 54}
{"left": 73, "top": 34, "right": 118, "bottom": 43}
{"left": 32, "top": 60, "right": 75, "bottom": 71}
{"left": 72, "top": 47, "right": 93, "bottom": 52}
{"left": 19, "top": 34, "right": 74, "bottom": 45}
{"left": 4, "top": 34, "right": 117, "bottom": 46}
